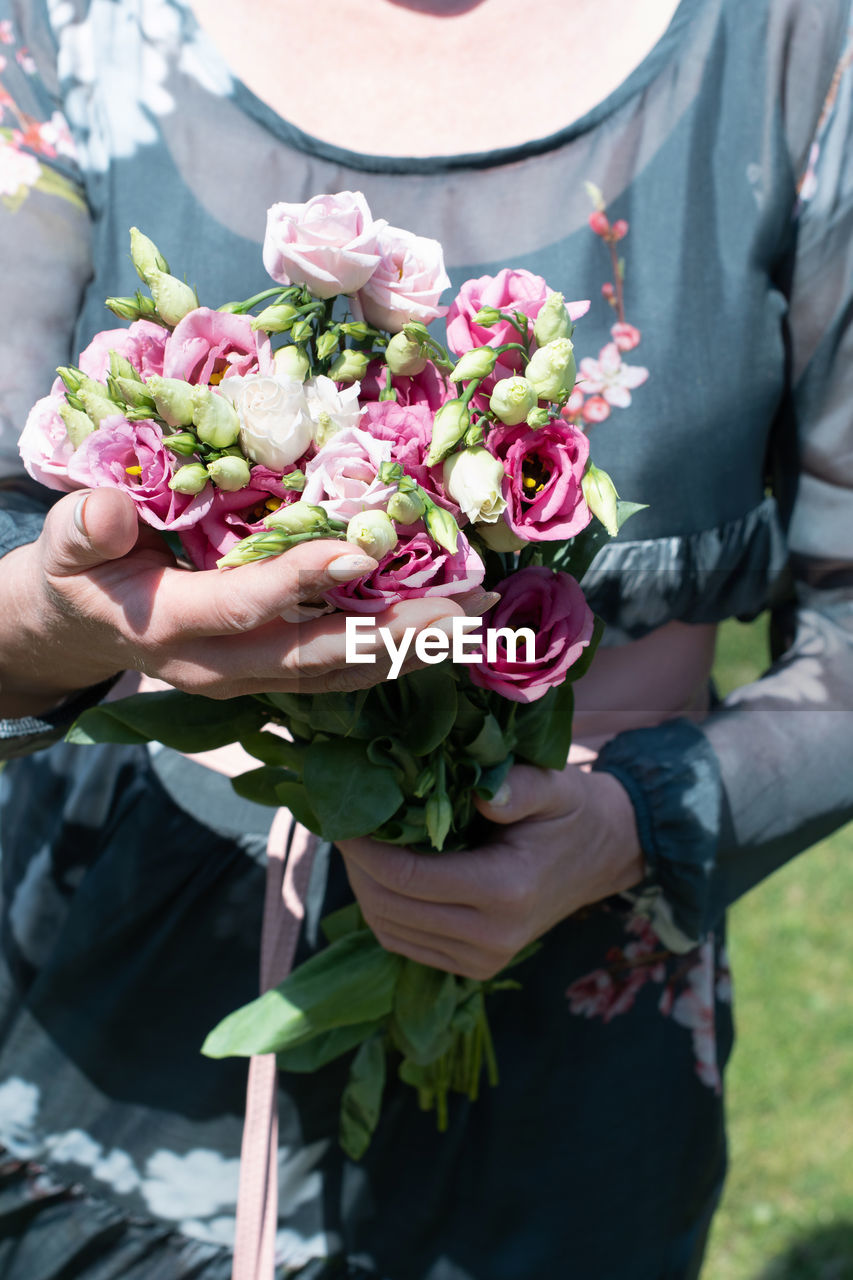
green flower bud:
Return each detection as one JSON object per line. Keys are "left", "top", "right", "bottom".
{"left": 129, "top": 226, "right": 170, "bottom": 282}
{"left": 378, "top": 461, "right": 405, "bottom": 485}
{"left": 169, "top": 463, "right": 210, "bottom": 495}
{"left": 111, "top": 376, "right": 156, "bottom": 410}
{"left": 263, "top": 503, "right": 329, "bottom": 535}
{"left": 464, "top": 421, "right": 485, "bottom": 447}
{"left": 426, "top": 792, "right": 453, "bottom": 851}
{"left": 105, "top": 293, "right": 160, "bottom": 323}
{"left": 192, "top": 385, "right": 241, "bottom": 448}
{"left": 280, "top": 469, "right": 307, "bottom": 491}
{"left": 148, "top": 270, "right": 199, "bottom": 327}
{"left": 450, "top": 346, "right": 497, "bottom": 383}
{"left": 315, "top": 330, "right": 340, "bottom": 361}
{"left": 163, "top": 432, "right": 199, "bottom": 457}
{"left": 425, "top": 399, "right": 470, "bottom": 466}
{"left": 524, "top": 337, "right": 576, "bottom": 403}
{"left": 526, "top": 407, "right": 551, "bottom": 428}
{"left": 489, "top": 376, "right": 537, "bottom": 426}
{"left": 273, "top": 345, "right": 310, "bottom": 382}
{"left": 581, "top": 463, "right": 620, "bottom": 537}
{"left": 79, "top": 385, "right": 122, "bottom": 427}
{"left": 473, "top": 306, "right": 502, "bottom": 326}
{"left": 424, "top": 501, "right": 460, "bottom": 554}
{"left": 328, "top": 349, "right": 370, "bottom": 385}
{"left": 346, "top": 509, "right": 399, "bottom": 559}
{"left": 290, "top": 318, "right": 313, "bottom": 343}
{"left": 108, "top": 351, "right": 141, "bottom": 382}
{"left": 385, "top": 330, "right": 428, "bottom": 377}
{"left": 56, "top": 365, "right": 86, "bottom": 395}
{"left": 443, "top": 446, "right": 506, "bottom": 524}
{"left": 145, "top": 375, "right": 196, "bottom": 428}
{"left": 250, "top": 303, "right": 298, "bottom": 333}
{"left": 339, "top": 321, "right": 372, "bottom": 341}
{"left": 533, "top": 291, "right": 573, "bottom": 346}
{"left": 207, "top": 455, "right": 253, "bottom": 492}
{"left": 386, "top": 489, "right": 427, "bottom": 525}
{"left": 475, "top": 520, "right": 528, "bottom": 552}
{"left": 58, "top": 401, "right": 96, "bottom": 448}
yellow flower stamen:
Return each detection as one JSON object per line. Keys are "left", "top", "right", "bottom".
{"left": 125, "top": 465, "right": 143, "bottom": 476}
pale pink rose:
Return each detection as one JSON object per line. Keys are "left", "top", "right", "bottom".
{"left": 578, "top": 342, "right": 648, "bottom": 409}
{"left": 357, "top": 224, "right": 450, "bottom": 333}
{"left": 263, "top": 191, "right": 383, "bottom": 299}
{"left": 78, "top": 320, "right": 168, "bottom": 381}
{"left": 447, "top": 269, "right": 590, "bottom": 385}
{"left": 469, "top": 567, "right": 595, "bottom": 704}
{"left": 487, "top": 419, "right": 591, "bottom": 541}
{"left": 67, "top": 415, "right": 212, "bottom": 531}
{"left": 301, "top": 426, "right": 395, "bottom": 521}
{"left": 610, "top": 321, "right": 641, "bottom": 352}
{"left": 18, "top": 390, "right": 76, "bottom": 491}
{"left": 325, "top": 525, "right": 484, "bottom": 614}
{"left": 180, "top": 466, "right": 301, "bottom": 570}
{"left": 163, "top": 308, "right": 272, "bottom": 386}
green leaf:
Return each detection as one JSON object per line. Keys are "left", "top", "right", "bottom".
{"left": 513, "top": 680, "right": 575, "bottom": 771}
{"left": 464, "top": 713, "right": 509, "bottom": 766}
{"left": 67, "top": 691, "right": 265, "bottom": 753}
{"left": 202, "top": 932, "right": 401, "bottom": 1058}
{"left": 305, "top": 691, "right": 368, "bottom": 738}
{"left": 615, "top": 499, "right": 648, "bottom": 530}
{"left": 273, "top": 780, "right": 321, "bottom": 831}
{"left": 231, "top": 766, "right": 297, "bottom": 808}
{"left": 392, "top": 960, "right": 458, "bottom": 1063}
{"left": 303, "top": 739, "right": 403, "bottom": 840}
{"left": 474, "top": 755, "right": 514, "bottom": 801}
{"left": 321, "top": 902, "right": 366, "bottom": 944}
{"left": 239, "top": 730, "right": 304, "bottom": 770}
{"left": 339, "top": 1036, "right": 387, "bottom": 1161}
{"left": 277, "top": 1018, "right": 383, "bottom": 1072}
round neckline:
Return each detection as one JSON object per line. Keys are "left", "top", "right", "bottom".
{"left": 180, "top": 0, "right": 704, "bottom": 175}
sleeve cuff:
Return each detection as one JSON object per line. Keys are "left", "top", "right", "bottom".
{"left": 0, "top": 676, "right": 120, "bottom": 760}
{"left": 592, "top": 718, "right": 723, "bottom": 952}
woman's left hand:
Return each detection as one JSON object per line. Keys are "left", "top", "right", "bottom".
{"left": 337, "top": 763, "right": 645, "bottom": 980}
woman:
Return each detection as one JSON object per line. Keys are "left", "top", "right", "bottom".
{"left": 0, "top": 0, "right": 851, "bottom": 1276}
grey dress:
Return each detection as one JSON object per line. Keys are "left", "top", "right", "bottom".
{"left": 0, "top": 0, "right": 851, "bottom": 1276}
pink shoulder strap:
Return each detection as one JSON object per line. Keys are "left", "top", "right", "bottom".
{"left": 232, "top": 810, "right": 318, "bottom": 1280}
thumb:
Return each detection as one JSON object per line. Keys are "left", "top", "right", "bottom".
{"left": 41, "top": 488, "right": 140, "bottom": 577}
{"left": 475, "top": 763, "right": 583, "bottom": 825}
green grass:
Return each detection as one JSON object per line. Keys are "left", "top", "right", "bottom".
{"left": 702, "top": 619, "right": 853, "bottom": 1280}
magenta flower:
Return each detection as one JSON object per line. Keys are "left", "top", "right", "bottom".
{"left": 359, "top": 359, "right": 452, "bottom": 413}
{"left": 163, "top": 308, "right": 272, "bottom": 386}
{"left": 359, "top": 401, "right": 452, "bottom": 509}
{"left": 180, "top": 466, "right": 301, "bottom": 570}
{"left": 66, "top": 415, "right": 212, "bottom": 531}
{"left": 488, "top": 419, "right": 591, "bottom": 541}
{"left": 325, "top": 525, "right": 484, "bottom": 614}
{"left": 78, "top": 319, "right": 168, "bottom": 381}
{"left": 468, "top": 567, "right": 594, "bottom": 703}
{"left": 578, "top": 342, "right": 648, "bottom": 409}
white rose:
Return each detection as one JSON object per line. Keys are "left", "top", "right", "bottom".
{"left": 219, "top": 374, "right": 312, "bottom": 470}
{"left": 442, "top": 446, "right": 507, "bottom": 524}
{"left": 305, "top": 375, "right": 364, "bottom": 447}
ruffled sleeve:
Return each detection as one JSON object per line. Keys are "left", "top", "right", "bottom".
{"left": 595, "top": 25, "right": 853, "bottom": 951}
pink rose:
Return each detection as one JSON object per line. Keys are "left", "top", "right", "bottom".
{"left": 301, "top": 426, "right": 395, "bottom": 521}
{"left": 78, "top": 319, "right": 168, "bottom": 381}
{"left": 263, "top": 191, "right": 383, "bottom": 299}
{"left": 163, "top": 308, "right": 272, "bottom": 386}
{"left": 469, "top": 567, "right": 595, "bottom": 703}
{"left": 325, "top": 524, "right": 484, "bottom": 614}
{"left": 359, "top": 401, "right": 451, "bottom": 508}
{"left": 359, "top": 359, "right": 451, "bottom": 413}
{"left": 357, "top": 224, "right": 450, "bottom": 333}
{"left": 180, "top": 466, "right": 301, "bottom": 570}
{"left": 67, "top": 415, "right": 212, "bottom": 531}
{"left": 447, "top": 269, "right": 590, "bottom": 384}
{"left": 488, "top": 419, "right": 591, "bottom": 541}
{"left": 19, "top": 389, "right": 76, "bottom": 491}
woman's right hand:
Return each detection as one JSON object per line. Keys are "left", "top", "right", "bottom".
{"left": 0, "top": 487, "right": 468, "bottom": 717}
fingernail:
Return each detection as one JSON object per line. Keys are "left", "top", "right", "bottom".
{"left": 73, "top": 493, "right": 91, "bottom": 538}
{"left": 281, "top": 601, "right": 332, "bottom": 622}
{"left": 327, "top": 554, "right": 376, "bottom": 581}
{"left": 491, "top": 781, "right": 512, "bottom": 807}
{"left": 465, "top": 591, "right": 501, "bottom": 617}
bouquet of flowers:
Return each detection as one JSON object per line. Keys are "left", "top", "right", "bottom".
{"left": 20, "top": 189, "right": 648, "bottom": 1158}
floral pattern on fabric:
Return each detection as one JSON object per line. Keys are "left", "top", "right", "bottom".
{"left": 566, "top": 916, "right": 732, "bottom": 1094}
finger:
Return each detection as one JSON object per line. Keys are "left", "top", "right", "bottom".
{"left": 40, "top": 488, "right": 140, "bottom": 577}
{"left": 474, "top": 763, "right": 585, "bottom": 826}
{"left": 370, "top": 929, "right": 499, "bottom": 980}
{"left": 344, "top": 857, "right": 482, "bottom": 938}
{"left": 340, "top": 836, "right": 496, "bottom": 907}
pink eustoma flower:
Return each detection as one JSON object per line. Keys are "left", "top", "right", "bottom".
{"left": 469, "top": 567, "right": 595, "bottom": 703}
{"left": 78, "top": 319, "right": 168, "bottom": 381}
{"left": 488, "top": 419, "right": 591, "bottom": 541}
{"left": 18, "top": 390, "right": 76, "bottom": 491}
{"left": 359, "top": 401, "right": 452, "bottom": 510}
{"left": 180, "top": 466, "right": 301, "bottom": 570}
{"left": 66, "top": 415, "right": 212, "bottom": 531}
{"left": 358, "top": 224, "right": 450, "bottom": 333}
{"left": 301, "top": 426, "right": 396, "bottom": 521}
{"left": 263, "top": 191, "right": 383, "bottom": 299}
{"left": 163, "top": 307, "right": 272, "bottom": 386}
{"left": 326, "top": 524, "right": 484, "bottom": 614}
